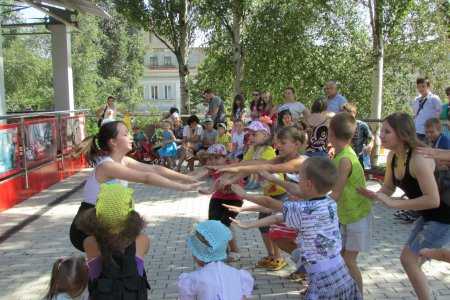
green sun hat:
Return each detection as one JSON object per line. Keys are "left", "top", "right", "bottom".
{"left": 96, "top": 183, "right": 135, "bottom": 234}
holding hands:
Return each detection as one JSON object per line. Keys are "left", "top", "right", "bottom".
{"left": 357, "top": 188, "right": 398, "bottom": 208}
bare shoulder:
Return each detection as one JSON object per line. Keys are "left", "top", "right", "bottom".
{"left": 410, "top": 150, "right": 435, "bottom": 177}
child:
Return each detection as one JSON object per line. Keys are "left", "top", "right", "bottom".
{"left": 77, "top": 184, "right": 150, "bottom": 299}
{"left": 230, "top": 120, "right": 246, "bottom": 160}
{"left": 328, "top": 112, "right": 372, "bottom": 294}
{"left": 217, "top": 123, "right": 232, "bottom": 153}
{"left": 178, "top": 220, "right": 254, "bottom": 299}
{"left": 158, "top": 120, "right": 178, "bottom": 169}
{"left": 196, "top": 144, "right": 244, "bottom": 261}
{"left": 230, "top": 157, "right": 362, "bottom": 299}
{"left": 217, "top": 121, "right": 289, "bottom": 270}
{"left": 45, "top": 256, "right": 89, "bottom": 300}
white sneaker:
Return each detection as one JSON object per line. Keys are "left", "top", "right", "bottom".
{"left": 228, "top": 252, "right": 241, "bottom": 262}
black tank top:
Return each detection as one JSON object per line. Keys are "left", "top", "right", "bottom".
{"left": 391, "top": 150, "right": 450, "bottom": 224}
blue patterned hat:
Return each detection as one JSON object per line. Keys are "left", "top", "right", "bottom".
{"left": 187, "top": 220, "right": 232, "bottom": 263}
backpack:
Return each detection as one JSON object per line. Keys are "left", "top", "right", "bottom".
{"left": 88, "top": 242, "right": 150, "bottom": 300}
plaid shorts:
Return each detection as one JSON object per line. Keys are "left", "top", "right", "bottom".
{"left": 304, "top": 256, "right": 362, "bottom": 300}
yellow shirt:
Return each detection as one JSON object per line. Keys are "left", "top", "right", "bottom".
{"left": 243, "top": 145, "right": 286, "bottom": 196}
{"left": 217, "top": 133, "right": 231, "bottom": 149}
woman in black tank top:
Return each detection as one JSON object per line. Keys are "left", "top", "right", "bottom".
{"left": 359, "top": 113, "right": 449, "bottom": 300}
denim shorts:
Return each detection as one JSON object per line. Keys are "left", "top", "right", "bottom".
{"left": 407, "top": 217, "right": 450, "bottom": 255}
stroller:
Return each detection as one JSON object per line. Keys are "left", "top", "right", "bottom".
{"left": 129, "top": 125, "right": 161, "bottom": 164}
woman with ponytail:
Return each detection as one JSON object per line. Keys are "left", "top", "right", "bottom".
{"left": 70, "top": 121, "right": 201, "bottom": 252}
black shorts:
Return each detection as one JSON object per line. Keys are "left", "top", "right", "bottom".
{"left": 69, "top": 202, "right": 94, "bottom": 252}
{"left": 208, "top": 198, "right": 243, "bottom": 227}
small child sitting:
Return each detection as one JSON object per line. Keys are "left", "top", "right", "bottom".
{"left": 217, "top": 123, "right": 232, "bottom": 152}
{"left": 178, "top": 220, "right": 254, "bottom": 299}
{"left": 230, "top": 157, "right": 362, "bottom": 299}
{"left": 45, "top": 256, "right": 89, "bottom": 300}
{"left": 77, "top": 184, "right": 150, "bottom": 300}
{"left": 158, "top": 119, "right": 178, "bottom": 169}
{"left": 196, "top": 144, "right": 244, "bottom": 261}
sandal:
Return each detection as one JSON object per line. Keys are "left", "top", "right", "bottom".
{"left": 286, "top": 271, "right": 307, "bottom": 282}
{"left": 228, "top": 252, "right": 241, "bottom": 262}
{"left": 255, "top": 256, "right": 274, "bottom": 268}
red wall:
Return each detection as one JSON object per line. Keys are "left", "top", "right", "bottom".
{"left": 0, "top": 155, "right": 86, "bottom": 212}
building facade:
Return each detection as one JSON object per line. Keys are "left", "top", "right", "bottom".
{"left": 139, "top": 33, "right": 205, "bottom": 113}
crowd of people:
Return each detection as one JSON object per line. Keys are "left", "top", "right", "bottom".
{"left": 44, "top": 78, "right": 450, "bottom": 300}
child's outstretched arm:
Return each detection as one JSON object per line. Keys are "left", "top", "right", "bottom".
{"left": 231, "top": 184, "right": 283, "bottom": 211}
{"left": 258, "top": 170, "right": 303, "bottom": 197}
{"left": 230, "top": 214, "right": 283, "bottom": 229}
{"left": 223, "top": 203, "right": 274, "bottom": 214}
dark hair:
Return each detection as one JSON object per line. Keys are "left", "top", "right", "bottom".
{"left": 107, "top": 96, "right": 115, "bottom": 101}
{"left": 45, "top": 256, "right": 88, "bottom": 300}
{"left": 329, "top": 112, "right": 356, "bottom": 141}
{"left": 277, "top": 126, "right": 307, "bottom": 145}
{"left": 278, "top": 109, "right": 292, "bottom": 127}
{"left": 285, "top": 86, "right": 295, "bottom": 94}
{"left": 74, "top": 121, "right": 126, "bottom": 164}
{"left": 77, "top": 208, "right": 146, "bottom": 267}
{"left": 169, "top": 107, "right": 179, "bottom": 115}
{"left": 303, "top": 157, "right": 338, "bottom": 193}
{"left": 384, "top": 112, "right": 423, "bottom": 150}
{"left": 425, "top": 118, "right": 441, "bottom": 130}
{"left": 311, "top": 98, "right": 327, "bottom": 113}
{"left": 416, "top": 77, "right": 430, "bottom": 87}
{"left": 203, "top": 88, "right": 213, "bottom": 94}
{"left": 445, "top": 86, "right": 450, "bottom": 96}
{"left": 256, "top": 98, "right": 267, "bottom": 112}
{"left": 232, "top": 94, "right": 245, "bottom": 115}
{"left": 187, "top": 115, "right": 200, "bottom": 125}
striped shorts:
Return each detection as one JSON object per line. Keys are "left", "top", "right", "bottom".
{"left": 304, "top": 256, "right": 362, "bottom": 300}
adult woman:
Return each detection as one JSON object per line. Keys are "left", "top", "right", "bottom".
{"left": 177, "top": 115, "right": 204, "bottom": 172}
{"left": 70, "top": 121, "right": 200, "bottom": 252}
{"left": 304, "top": 98, "right": 331, "bottom": 157}
{"left": 232, "top": 94, "right": 247, "bottom": 122}
{"left": 359, "top": 112, "right": 449, "bottom": 300}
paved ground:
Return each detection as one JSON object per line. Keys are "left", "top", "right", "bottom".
{"left": 0, "top": 171, "right": 450, "bottom": 299}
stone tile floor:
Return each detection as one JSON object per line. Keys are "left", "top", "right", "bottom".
{"left": 0, "top": 172, "right": 449, "bottom": 299}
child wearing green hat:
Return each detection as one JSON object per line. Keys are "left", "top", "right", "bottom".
{"left": 77, "top": 184, "right": 150, "bottom": 300}
{"left": 178, "top": 220, "right": 254, "bottom": 300}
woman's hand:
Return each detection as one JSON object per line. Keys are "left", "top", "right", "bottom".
{"left": 258, "top": 170, "right": 278, "bottom": 182}
{"left": 222, "top": 203, "right": 243, "bottom": 213}
{"left": 417, "top": 147, "right": 450, "bottom": 161}
{"left": 420, "top": 248, "right": 450, "bottom": 263}
{"left": 181, "top": 181, "right": 204, "bottom": 191}
{"left": 229, "top": 217, "right": 252, "bottom": 229}
{"left": 231, "top": 184, "right": 247, "bottom": 197}
{"left": 357, "top": 187, "right": 397, "bottom": 208}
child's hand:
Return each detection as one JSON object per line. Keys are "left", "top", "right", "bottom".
{"left": 357, "top": 187, "right": 377, "bottom": 199}
{"left": 231, "top": 184, "right": 246, "bottom": 196}
{"left": 222, "top": 204, "right": 243, "bottom": 213}
{"left": 198, "top": 189, "right": 212, "bottom": 195}
{"left": 357, "top": 188, "right": 396, "bottom": 208}
{"left": 219, "top": 166, "right": 240, "bottom": 173}
{"left": 229, "top": 217, "right": 251, "bottom": 229}
{"left": 258, "top": 170, "right": 278, "bottom": 182}
{"left": 183, "top": 181, "right": 204, "bottom": 191}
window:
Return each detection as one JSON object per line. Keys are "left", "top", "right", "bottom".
{"left": 149, "top": 56, "right": 158, "bottom": 67}
{"left": 163, "top": 56, "right": 172, "bottom": 66}
{"left": 144, "top": 85, "right": 150, "bottom": 100}
{"left": 151, "top": 85, "right": 158, "bottom": 100}
{"left": 164, "top": 85, "right": 173, "bottom": 99}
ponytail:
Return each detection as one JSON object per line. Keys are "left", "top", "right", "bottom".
{"left": 72, "top": 121, "right": 124, "bottom": 164}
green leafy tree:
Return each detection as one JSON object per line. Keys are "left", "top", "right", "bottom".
{"left": 114, "top": 0, "right": 197, "bottom": 113}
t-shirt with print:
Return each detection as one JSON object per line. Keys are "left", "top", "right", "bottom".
{"left": 217, "top": 133, "right": 231, "bottom": 148}
{"left": 231, "top": 131, "right": 245, "bottom": 156}
{"left": 283, "top": 197, "right": 342, "bottom": 265}
{"left": 243, "top": 145, "right": 286, "bottom": 196}
{"left": 277, "top": 102, "right": 306, "bottom": 121}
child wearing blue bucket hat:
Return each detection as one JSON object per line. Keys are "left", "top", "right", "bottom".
{"left": 178, "top": 220, "right": 254, "bottom": 300}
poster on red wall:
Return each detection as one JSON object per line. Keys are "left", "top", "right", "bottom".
{"left": 61, "top": 114, "right": 86, "bottom": 154}
{"left": 0, "top": 124, "right": 21, "bottom": 180}
{"left": 24, "top": 119, "right": 57, "bottom": 168}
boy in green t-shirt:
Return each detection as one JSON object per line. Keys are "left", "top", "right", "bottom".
{"left": 328, "top": 112, "right": 373, "bottom": 295}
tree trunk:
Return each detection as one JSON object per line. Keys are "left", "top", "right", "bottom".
{"left": 178, "top": 0, "right": 190, "bottom": 114}
{"left": 369, "top": 0, "right": 384, "bottom": 166}
{"left": 231, "top": 0, "right": 243, "bottom": 97}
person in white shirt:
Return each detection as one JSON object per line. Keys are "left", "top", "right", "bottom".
{"left": 411, "top": 77, "right": 442, "bottom": 141}
{"left": 277, "top": 86, "right": 310, "bottom": 122}
{"left": 231, "top": 120, "right": 246, "bottom": 159}
{"left": 178, "top": 220, "right": 254, "bottom": 300}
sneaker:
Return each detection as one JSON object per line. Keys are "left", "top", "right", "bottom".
{"left": 255, "top": 256, "right": 274, "bottom": 268}
{"left": 266, "top": 258, "right": 288, "bottom": 271}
